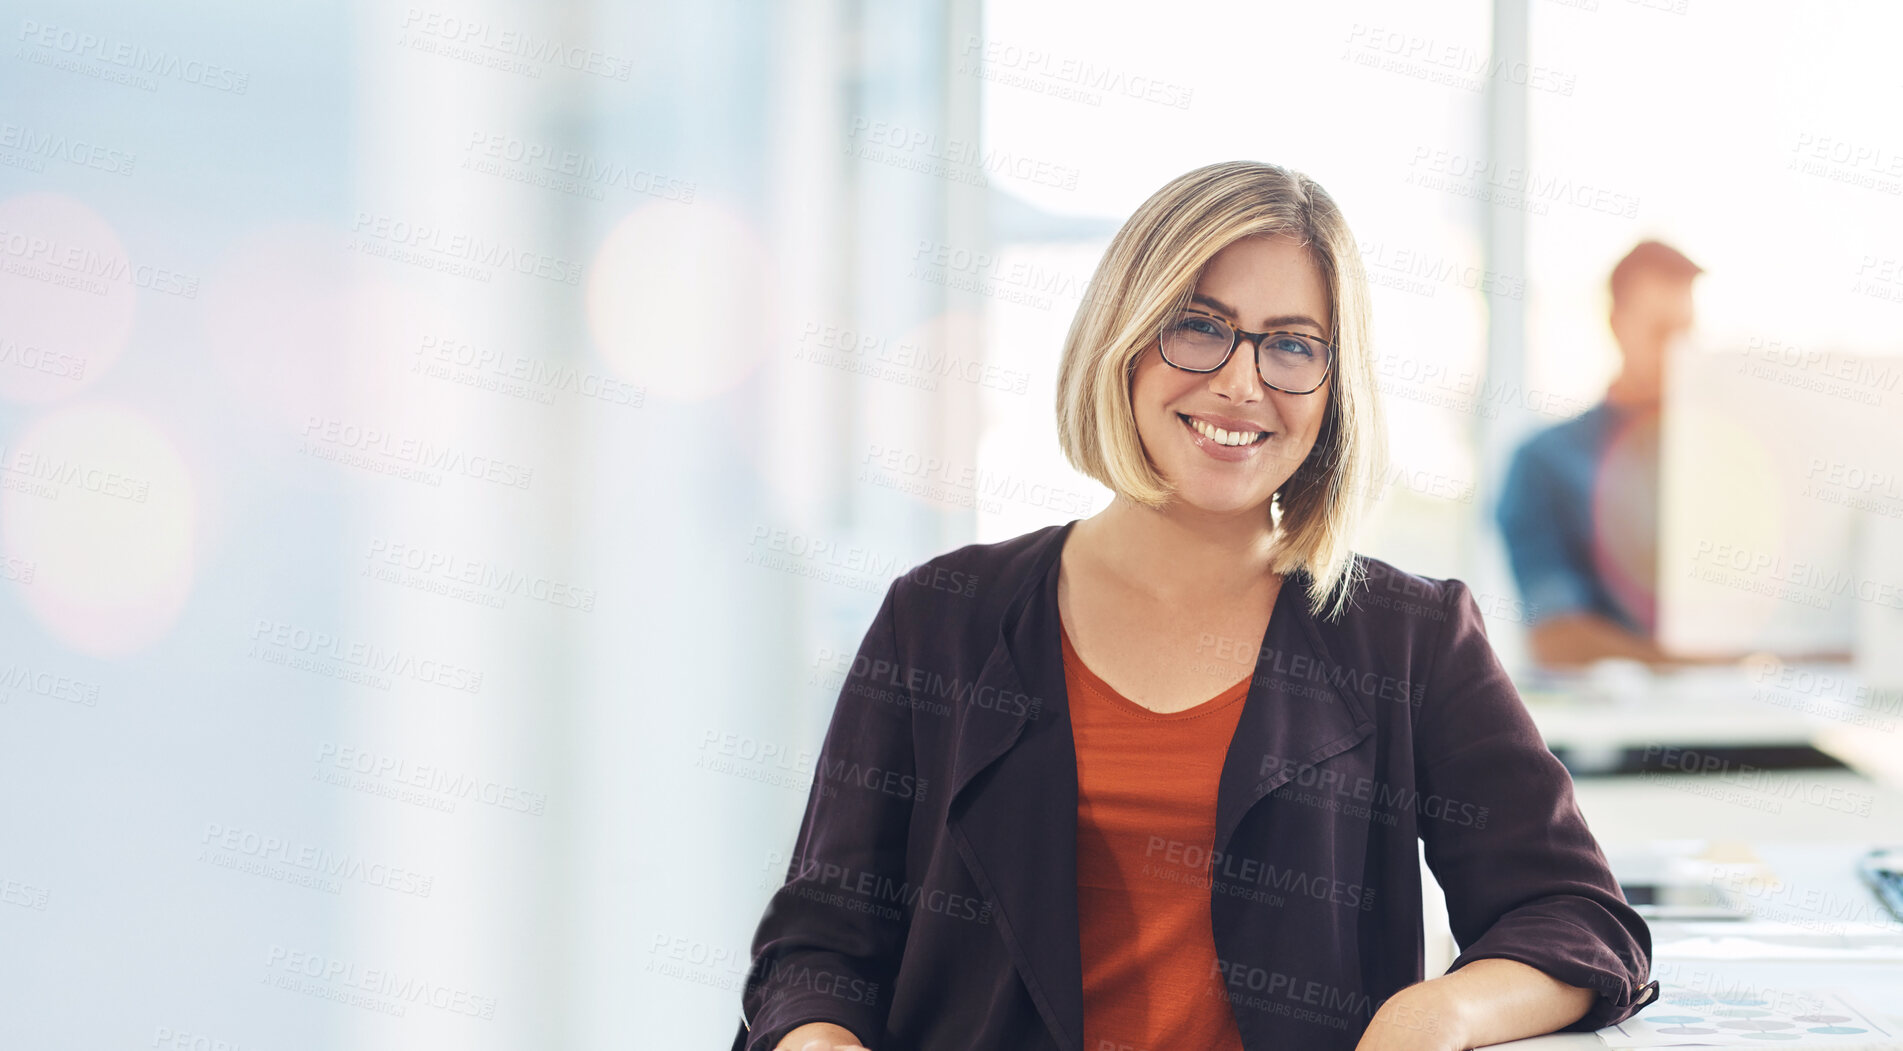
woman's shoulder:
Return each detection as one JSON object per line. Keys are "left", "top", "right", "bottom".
{"left": 1291, "top": 556, "right": 1497, "bottom": 687}
{"left": 892, "top": 521, "right": 1066, "bottom": 607}
{"left": 1345, "top": 551, "right": 1455, "bottom": 602}
{"left": 1326, "top": 553, "right": 1484, "bottom": 640}
{"left": 909, "top": 522, "right": 1063, "bottom": 582}
{"left": 874, "top": 522, "right": 1070, "bottom": 653}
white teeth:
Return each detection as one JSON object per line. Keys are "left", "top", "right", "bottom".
{"left": 1186, "top": 415, "right": 1265, "bottom": 447}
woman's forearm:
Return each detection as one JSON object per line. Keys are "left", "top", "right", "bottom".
{"left": 774, "top": 1020, "right": 868, "bottom": 1050}
{"left": 1365, "top": 958, "right": 1596, "bottom": 1050}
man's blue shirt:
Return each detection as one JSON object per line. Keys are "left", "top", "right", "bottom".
{"left": 1494, "top": 399, "right": 1650, "bottom": 634}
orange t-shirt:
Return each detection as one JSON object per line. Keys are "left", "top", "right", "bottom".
{"left": 1061, "top": 619, "right": 1250, "bottom": 1051}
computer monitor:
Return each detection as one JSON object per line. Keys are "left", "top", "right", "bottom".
{"left": 1656, "top": 341, "right": 1902, "bottom": 658}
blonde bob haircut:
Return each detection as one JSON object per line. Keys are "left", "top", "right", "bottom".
{"left": 1055, "top": 160, "right": 1388, "bottom": 623}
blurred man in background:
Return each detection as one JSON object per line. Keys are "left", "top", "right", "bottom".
{"left": 1495, "top": 241, "right": 1702, "bottom": 668}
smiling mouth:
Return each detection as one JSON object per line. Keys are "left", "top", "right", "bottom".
{"left": 1179, "top": 413, "right": 1270, "bottom": 447}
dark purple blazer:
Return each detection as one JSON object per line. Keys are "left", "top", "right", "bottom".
{"left": 734, "top": 520, "right": 1659, "bottom": 1051}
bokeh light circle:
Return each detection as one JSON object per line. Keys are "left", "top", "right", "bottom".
{"left": 1, "top": 402, "right": 197, "bottom": 656}
{"left": 584, "top": 200, "right": 775, "bottom": 402}
{"left": 0, "top": 192, "right": 136, "bottom": 403}
{"left": 200, "top": 222, "right": 355, "bottom": 431}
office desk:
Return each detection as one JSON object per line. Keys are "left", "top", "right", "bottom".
{"left": 1481, "top": 837, "right": 1903, "bottom": 1048}
{"left": 1569, "top": 770, "right": 1903, "bottom": 842}
{"left": 1445, "top": 669, "right": 1903, "bottom": 1046}
{"left": 1518, "top": 661, "right": 1900, "bottom": 780}
{"left": 1490, "top": 953, "right": 1903, "bottom": 1049}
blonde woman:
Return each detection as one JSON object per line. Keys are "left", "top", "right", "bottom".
{"left": 734, "top": 161, "right": 1658, "bottom": 1051}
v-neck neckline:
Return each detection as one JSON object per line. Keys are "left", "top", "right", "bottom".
{"left": 1057, "top": 610, "right": 1257, "bottom": 720}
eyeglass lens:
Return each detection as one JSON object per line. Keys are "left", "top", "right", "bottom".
{"left": 1159, "top": 310, "right": 1330, "bottom": 391}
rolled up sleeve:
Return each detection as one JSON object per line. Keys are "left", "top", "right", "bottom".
{"left": 1414, "top": 578, "right": 1659, "bottom": 1031}
{"left": 737, "top": 577, "right": 917, "bottom": 1051}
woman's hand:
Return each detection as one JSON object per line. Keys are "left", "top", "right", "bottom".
{"left": 774, "top": 1021, "right": 873, "bottom": 1051}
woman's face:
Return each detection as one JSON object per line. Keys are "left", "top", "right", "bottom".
{"left": 1129, "top": 232, "right": 1335, "bottom": 517}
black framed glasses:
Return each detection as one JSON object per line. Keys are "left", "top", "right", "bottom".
{"left": 1157, "top": 308, "right": 1336, "bottom": 394}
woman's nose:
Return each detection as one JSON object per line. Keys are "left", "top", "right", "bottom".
{"left": 1211, "top": 337, "right": 1265, "bottom": 398}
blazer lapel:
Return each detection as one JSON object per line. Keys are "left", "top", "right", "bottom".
{"left": 1215, "top": 571, "right": 1377, "bottom": 859}
{"left": 945, "top": 521, "right": 1082, "bottom": 1051}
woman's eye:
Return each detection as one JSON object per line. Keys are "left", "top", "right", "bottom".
{"left": 1178, "top": 317, "right": 1223, "bottom": 336}
{"left": 1267, "top": 336, "right": 1316, "bottom": 358}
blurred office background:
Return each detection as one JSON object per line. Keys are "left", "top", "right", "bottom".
{"left": 2, "top": 0, "right": 1900, "bottom": 1047}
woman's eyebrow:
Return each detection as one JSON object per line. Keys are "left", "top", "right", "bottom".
{"left": 1190, "top": 293, "right": 1326, "bottom": 333}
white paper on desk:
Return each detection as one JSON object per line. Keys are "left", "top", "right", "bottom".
{"left": 1599, "top": 985, "right": 1898, "bottom": 1048}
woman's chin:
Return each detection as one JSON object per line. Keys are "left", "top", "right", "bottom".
{"left": 1163, "top": 475, "right": 1276, "bottom": 516}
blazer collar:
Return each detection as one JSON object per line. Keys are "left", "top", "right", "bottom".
{"left": 943, "top": 519, "right": 1376, "bottom": 1051}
